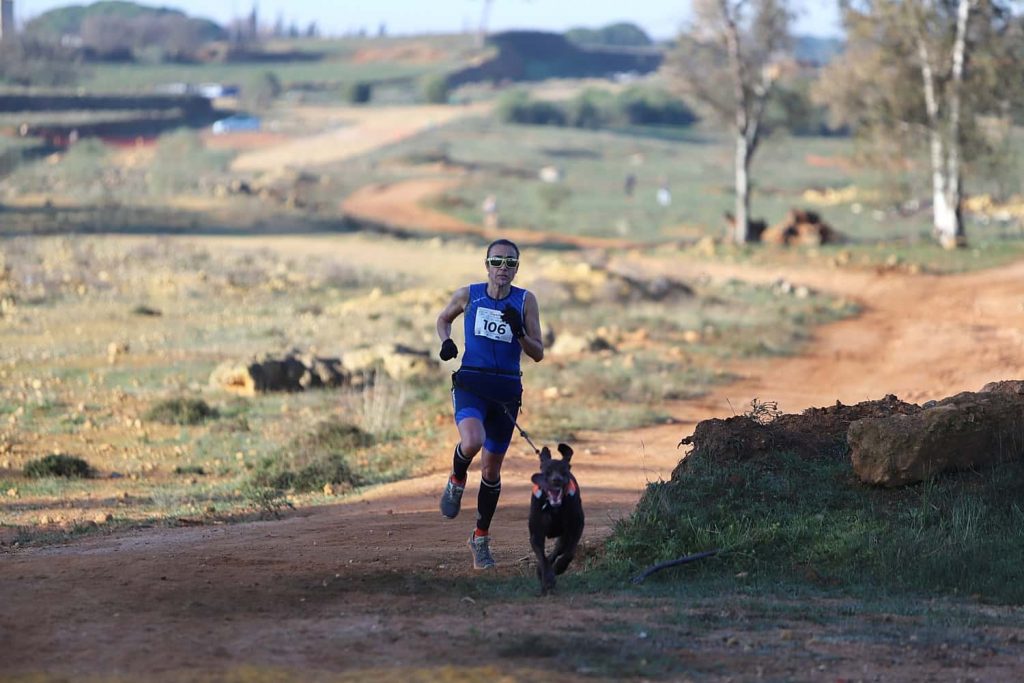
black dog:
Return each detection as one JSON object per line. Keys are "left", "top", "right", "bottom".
{"left": 529, "top": 443, "right": 584, "bottom": 595}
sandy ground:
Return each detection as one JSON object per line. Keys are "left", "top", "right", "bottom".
{"left": 5, "top": 234, "right": 1024, "bottom": 681}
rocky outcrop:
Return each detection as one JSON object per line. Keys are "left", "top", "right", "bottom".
{"left": 210, "top": 344, "right": 436, "bottom": 395}
{"left": 848, "top": 387, "right": 1024, "bottom": 487}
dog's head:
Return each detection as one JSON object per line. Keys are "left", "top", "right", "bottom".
{"left": 531, "top": 443, "right": 574, "bottom": 508}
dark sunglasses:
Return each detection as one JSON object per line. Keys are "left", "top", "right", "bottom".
{"left": 486, "top": 256, "right": 519, "bottom": 268}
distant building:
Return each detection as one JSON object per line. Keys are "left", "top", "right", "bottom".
{"left": 0, "top": 0, "right": 15, "bottom": 42}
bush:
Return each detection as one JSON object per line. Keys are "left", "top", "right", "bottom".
{"left": 144, "top": 397, "right": 219, "bottom": 425}
{"left": 252, "top": 419, "right": 374, "bottom": 493}
{"left": 564, "top": 88, "right": 615, "bottom": 129}
{"left": 616, "top": 86, "right": 697, "bottom": 127}
{"left": 496, "top": 90, "right": 566, "bottom": 126}
{"left": 343, "top": 81, "right": 372, "bottom": 104}
{"left": 420, "top": 74, "right": 450, "bottom": 104}
{"left": 24, "top": 454, "right": 92, "bottom": 478}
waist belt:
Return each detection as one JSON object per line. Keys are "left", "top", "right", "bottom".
{"left": 459, "top": 365, "right": 522, "bottom": 377}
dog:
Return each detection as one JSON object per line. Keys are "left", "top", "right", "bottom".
{"left": 529, "top": 443, "right": 584, "bottom": 595}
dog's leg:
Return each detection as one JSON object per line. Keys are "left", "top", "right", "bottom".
{"left": 530, "top": 526, "right": 555, "bottom": 595}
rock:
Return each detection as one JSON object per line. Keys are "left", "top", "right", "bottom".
{"left": 849, "top": 388, "right": 1024, "bottom": 487}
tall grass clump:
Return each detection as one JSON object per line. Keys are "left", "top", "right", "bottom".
{"left": 349, "top": 374, "right": 408, "bottom": 439}
{"left": 252, "top": 419, "right": 374, "bottom": 493}
{"left": 602, "top": 446, "right": 1024, "bottom": 603}
{"left": 24, "top": 454, "right": 93, "bottom": 478}
{"left": 145, "top": 397, "right": 219, "bottom": 425}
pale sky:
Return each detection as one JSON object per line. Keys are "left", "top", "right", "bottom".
{"left": 15, "top": 1, "right": 843, "bottom": 39}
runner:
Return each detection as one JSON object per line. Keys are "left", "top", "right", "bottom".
{"left": 435, "top": 238, "right": 545, "bottom": 569}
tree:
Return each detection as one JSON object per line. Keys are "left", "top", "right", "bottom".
{"left": 817, "top": 0, "right": 1022, "bottom": 248}
{"left": 665, "top": 0, "right": 793, "bottom": 243}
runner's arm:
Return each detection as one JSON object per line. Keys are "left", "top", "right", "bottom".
{"left": 520, "top": 291, "right": 544, "bottom": 362}
{"left": 437, "top": 286, "right": 469, "bottom": 342}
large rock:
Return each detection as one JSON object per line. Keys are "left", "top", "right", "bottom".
{"left": 848, "top": 388, "right": 1024, "bottom": 487}
{"left": 210, "top": 352, "right": 354, "bottom": 395}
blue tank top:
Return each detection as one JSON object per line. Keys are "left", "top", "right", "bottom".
{"left": 461, "top": 283, "right": 527, "bottom": 374}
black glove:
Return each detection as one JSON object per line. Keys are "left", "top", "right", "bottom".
{"left": 502, "top": 305, "right": 526, "bottom": 338}
{"left": 439, "top": 338, "right": 458, "bottom": 361}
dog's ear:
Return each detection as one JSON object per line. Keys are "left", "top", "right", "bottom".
{"left": 539, "top": 446, "right": 552, "bottom": 464}
{"left": 557, "top": 443, "right": 573, "bottom": 462}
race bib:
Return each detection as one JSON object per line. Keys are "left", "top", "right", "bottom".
{"left": 474, "top": 307, "right": 513, "bottom": 343}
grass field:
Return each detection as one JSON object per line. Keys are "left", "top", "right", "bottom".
{"left": 364, "top": 114, "right": 1024, "bottom": 247}
{"left": 0, "top": 233, "right": 854, "bottom": 545}
{"left": 79, "top": 35, "right": 479, "bottom": 95}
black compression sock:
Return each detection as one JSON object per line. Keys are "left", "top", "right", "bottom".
{"left": 452, "top": 443, "right": 472, "bottom": 482}
{"left": 475, "top": 476, "right": 501, "bottom": 532}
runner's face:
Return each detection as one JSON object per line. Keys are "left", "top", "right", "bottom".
{"left": 486, "top": 246, "right": 519, "bottom": 286}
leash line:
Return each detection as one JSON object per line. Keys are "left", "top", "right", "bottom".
{"left": 451, "top": 371, "right": 542, "bottom": 456}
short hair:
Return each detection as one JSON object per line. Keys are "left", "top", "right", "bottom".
{"left": 486, "top": 238, "right": 520, "bottom": 258}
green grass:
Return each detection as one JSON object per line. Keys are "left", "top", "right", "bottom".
{"left": 601, "top": 443, "right": 1024, "bottom": 604}
{"left": 78, "top": 35, "right": 476, "bottom": 93}
{"left": 367, "top": 114, "right": 1024, "bottom": 249}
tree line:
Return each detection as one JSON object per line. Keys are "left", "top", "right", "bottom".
{"left": 674, "top": 0, "right": 1024, "bottom": 248}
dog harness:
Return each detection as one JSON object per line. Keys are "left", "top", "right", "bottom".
{"left": 533, "top": 479, "right": 579, "bottom": 509}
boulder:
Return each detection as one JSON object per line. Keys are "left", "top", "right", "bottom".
{"left": 760, "top": 208, "right": 845, "bottom": 246}
{"left": 210, "top": 352, "right": 353, "bottom": 395}
{"left": 848, "top": 388, "right": 1024, "bottom": 487}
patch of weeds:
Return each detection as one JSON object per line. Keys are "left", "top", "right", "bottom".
{"left": 251, "top": 419, "right": 373, "bottom": 493}
{"left": 601, "top": 442, "right": 1024, "bottom": 604}
{"left": 144, "top": 397, "right": 219, "bottom": 425}
{"left": 23, "top": 454, "right": 92, "bottom": 479}
{"left": 240, "top": 482, "right": 293, "bottom": 519}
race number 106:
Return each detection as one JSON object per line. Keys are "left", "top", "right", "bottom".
{"left": 484, "top": 320, "right": 508, "bottom": 336}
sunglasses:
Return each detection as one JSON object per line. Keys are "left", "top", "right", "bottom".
{"left": 486, "top": 256, "right": 520, "bottom": 269}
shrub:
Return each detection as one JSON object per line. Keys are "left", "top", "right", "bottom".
{"left": 420, "top": 74, "right": 450, "bottom": 104}
{"left": 252, "top": 419, "right": 374, "bottom": 493}
{"left": 564, "top": 88, "right": 615, "bottom": 129}
{"left": 616, "top": 86, "right": 697, "bottom": 127}
{"left": 145, "top": 397, "right": 219, "bottom": 425}
{"left": 496, "top": 90, "right": 566, "bottom": 126}
{"left": 343, "top": 81, "right": 372, "bottom": 104}
{"left": 24, "top": 454, "right": 92, "bottom": 478}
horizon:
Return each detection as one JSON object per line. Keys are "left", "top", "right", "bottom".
{"left": 15, "top": 0, "right": 844, "bottom": 40}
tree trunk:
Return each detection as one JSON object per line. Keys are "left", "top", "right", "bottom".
{"left": 917, "top": 0, "right": 972, "bottom": 249}
{"left": 734, "top": 133, "right": 750, "bottom": 244}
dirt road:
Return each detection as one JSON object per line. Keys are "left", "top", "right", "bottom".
{"left": 5, "top": 246, "right": 1024, "bottom": 682}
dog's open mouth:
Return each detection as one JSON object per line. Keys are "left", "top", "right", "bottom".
{"left": 544, "top": 487, "right": 564, "bottom": 507}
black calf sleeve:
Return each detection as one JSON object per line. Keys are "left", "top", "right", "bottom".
{"left": 452, "top": 443, "right": 472, "bottom": 482}
{"left": 475, "top": 476, "right": 501, "bottom": 532}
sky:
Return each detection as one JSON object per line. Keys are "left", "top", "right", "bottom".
{"left": 15, "top": 0, "right": 843, "bottom": 39}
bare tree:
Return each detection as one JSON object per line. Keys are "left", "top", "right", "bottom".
{"left": 818, "top": 0, "right": 1021, "bottom": 249}
{"left": 666, "top": 0, "right": 793, "bottom": 243}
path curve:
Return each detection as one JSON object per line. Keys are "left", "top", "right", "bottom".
{"left": 5, "top": 249, "right": 1024, "bottom": 681}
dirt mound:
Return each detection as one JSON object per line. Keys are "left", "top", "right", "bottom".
{"left": 675, "top": 395, "right": 920, "bottom": 478}
{"left": 761, "top": 208, "right": 845, "bottom": 246}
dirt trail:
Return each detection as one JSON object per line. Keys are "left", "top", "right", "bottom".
{"left": 230, "top": 104, "right": 491, "bottom": 173}
{"left": 342, "top": 176, "right": 645, "bottom": 250}
{"left": 5, "top": 246, "right": 1024, "bottom": 681}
